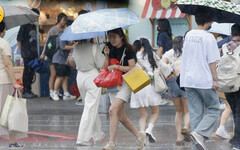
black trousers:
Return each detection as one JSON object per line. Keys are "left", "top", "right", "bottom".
{"left": 23, "top": 58, "right": 35, "bottom": 93}
{"left": 225, "top": 89, "right": 240, "bottom": 144}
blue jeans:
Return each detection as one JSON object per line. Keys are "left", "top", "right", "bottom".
{"left": 185, "top": 88, "right": 220, "bottom": 138}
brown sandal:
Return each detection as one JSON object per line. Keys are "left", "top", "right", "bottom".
{"left": 181, "top": 128, "right": 191, "bottom": 142}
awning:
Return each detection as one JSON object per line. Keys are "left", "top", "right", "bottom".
{"left": 141, "top": 0, "right": 185, "bottom": 19}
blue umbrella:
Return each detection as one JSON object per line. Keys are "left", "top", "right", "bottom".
{"left": 60, "top": 8, "right": 139, "bottom": 41}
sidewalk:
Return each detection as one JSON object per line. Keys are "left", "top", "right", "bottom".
{"left": 0, "top": 96, "right": 234, "bottom": 150}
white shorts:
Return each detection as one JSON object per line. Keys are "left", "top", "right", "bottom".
{"left": 108, "top": 80, "right": 131, "bottom": 103}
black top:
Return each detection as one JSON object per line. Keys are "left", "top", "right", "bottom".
{"left": 17, "top": 23, "right": 38, "bottom": 59}
{"left": 157, "top": 32, "right": 172, "bottom": 54}
{"left": 103, "top": 42, "right": 136, "bottom": 66}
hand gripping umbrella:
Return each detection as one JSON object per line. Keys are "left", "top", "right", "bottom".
{"left": 0, "top": 6, "right": 39, "bottom": 30}
{"left": 60, "top": 8, "right": 140, "bottom": 41}
{"left": 176, "top": 0, "right": 240, "bottom": 23}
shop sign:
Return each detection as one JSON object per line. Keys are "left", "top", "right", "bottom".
{"left": 152, "top": 0, "right": 177, "bottom": 10}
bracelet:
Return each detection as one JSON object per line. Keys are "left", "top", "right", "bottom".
{"left": 118, "top": 65, "right": 120, "bottom": 70}
{"left": 213, "top": 78, "right": 218, "bottom": 81}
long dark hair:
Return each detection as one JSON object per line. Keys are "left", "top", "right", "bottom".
{"left": 107, "top": 28, "right": 133, "bottom": 52}
{"left": 134, "top": 38, "right": 158, "bottom": 71}
{"left": 157, "top": 19, "right": 172, "bottom": 37}
{"left": 173, "top": 36, "right": 183, "bottom": 58}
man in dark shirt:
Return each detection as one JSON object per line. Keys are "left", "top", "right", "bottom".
{"left": 17, "top": 8, "right": 39, "bottom": 98}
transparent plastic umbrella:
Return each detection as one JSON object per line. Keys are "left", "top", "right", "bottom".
{"left": 60, "top": 8, "right": 139, "bottom": 41}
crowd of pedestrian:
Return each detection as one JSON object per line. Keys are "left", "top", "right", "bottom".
{"left": 0, "top": 6, "right": 239, "bottom": 150}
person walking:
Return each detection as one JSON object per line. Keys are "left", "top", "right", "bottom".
{"left": 0, "top": 21, "right": 26, "bottom": 149}
{"left": 180, "top": 8, "right": 220, "bottom": 150}
{"left": 102, "top": 28, "right": 145, "bottom": 150}
{"left": 156, "top": 19, "right": 173, "bottom": 58}
{"left": 215, "top": 98, "right": 232, "bottom": 139}
{"left": 40, "top": 13, "right": 67, "bottom": 99}
{"left": 130, "top": 38, "right": 162, "bottom": 143}
{"left": 221, "top": 23, "right": 240, "bottom": 150}
{"left": 162, "top": 36, "right": 190, "bottom": 145}
{"left": 73, "top": 37, "right": 104, "bottom": 145}
{"left": 17, "top": 8, "right": 39, "bottom": 98}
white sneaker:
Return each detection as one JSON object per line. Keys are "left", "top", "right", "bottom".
{"left": 51, "top": 92, "right": 60, "bottom": 101}
{"left": 219, "top": 103, "right": 226, "bottom": 110}
{"left": 63, "top": 94, "right": 76, "bottom": 100}
{"left": 190, "top": 131, "right": 207, "bottom": 150}
{"left": 95, "top": 132, "right": 105, "bottom": 143}
{"left": 216, "top": 127, "right": 231, "bottom": 139}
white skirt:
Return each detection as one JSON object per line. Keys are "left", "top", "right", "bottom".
{"left": 130, "top": 83, "right": 162, "bottom": 108}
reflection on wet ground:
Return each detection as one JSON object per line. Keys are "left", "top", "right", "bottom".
{"left": 0, "top": 97, "right": 233, "bottom": 150}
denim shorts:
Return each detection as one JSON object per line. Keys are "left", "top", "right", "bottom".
{"left": 167, "top": 77, "right": 187, "bottom": 98}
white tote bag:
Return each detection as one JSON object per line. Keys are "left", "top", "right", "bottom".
{"left": 8, "top": 90, "right": 28, "bottom": 132}
{"left": 154, "top": 67, "right": 168, "bottom": 93}
{"left": 0, "top": 94, "right": 15, "bottom": 127}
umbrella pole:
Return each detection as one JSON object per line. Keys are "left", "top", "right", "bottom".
{"left": 150, "top": 18, "right": 155, "bottom": 47}
{"left": 186, "top": 15, "right": 192, "bottom": 30}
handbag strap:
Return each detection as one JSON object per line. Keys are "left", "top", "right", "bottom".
{"left": 120, "top": 48, "right": 126, "bottom": 65}
{"left": 92, "top": 44, "right": 98, "bottom": 67}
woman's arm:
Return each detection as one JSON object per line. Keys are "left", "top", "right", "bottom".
{"left": 3, "top": 55, "right": 22, "bottom": 90}
{"left": 156, "top": 46, "right": 163, "bottom": 58}
{"left": 102, "top": 46, "right": 110, "bottom": 69}
{"left": 108, "top": 58, "right": 135, "bottom": 73}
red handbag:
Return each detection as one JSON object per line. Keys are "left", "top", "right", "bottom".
{"left": 94, "top": 58, "right": 122, "bottom": 88}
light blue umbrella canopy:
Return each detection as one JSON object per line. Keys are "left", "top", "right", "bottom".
{"left": 60, "top": 8, "right": 140, "bottom": 41}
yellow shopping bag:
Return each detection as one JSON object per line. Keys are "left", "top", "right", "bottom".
{"left": 0, "top": 95, "right": 15, "bottom": 127}
{"left": 122, "top": 65, "right": 151, "bottom": 93}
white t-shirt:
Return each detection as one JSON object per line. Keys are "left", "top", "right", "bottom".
{"left": 180, "top": 29, "right": 220, "bottom": 89}
{"left": 0, "top": 38, "right": 12, "bottom": 84}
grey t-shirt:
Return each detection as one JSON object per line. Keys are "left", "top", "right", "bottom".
{"left": 45, "top": 25, "right": 63, "bottom": 43}
{"left": 52, "top": 36, "right": 71, "bottom": 65}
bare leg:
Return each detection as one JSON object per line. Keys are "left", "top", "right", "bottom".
{"left": 149, "top": 106, "right": 159, "bottom": 125}
{"left": 54, "top": 76, "right": 64, "bottom": 91}
{"left": 108, "top": 98, "right": 139, "bottom": 143}
{"left": 138, "top": 107, "right": 148, "bottom": 132}
{"left": 118, "top": 104, "right": 140, "bottom": 138}
{"left": 171, "top": 98, "right": 184, "bottom": 141}
{"left": 9, "top": 133, "right": 16, "bottom": 144}
{"left": 220, "top": 100, "right": 232, "bottom": 126}
{"left": 62, "top": 76, "right": 69, "bottom": 93}
{"left": 49, "top": 64, "right": 56, "bottom": 91}
{"left": 181, "top": 98, "right": 190, "bottom": 129}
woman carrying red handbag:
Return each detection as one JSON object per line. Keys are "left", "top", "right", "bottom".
{"left": 102, "top": 28, "right": 146, "bottom": 150}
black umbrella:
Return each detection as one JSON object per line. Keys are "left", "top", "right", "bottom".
{"left": 176, "top": 0, "right": 240, "bottom": 23}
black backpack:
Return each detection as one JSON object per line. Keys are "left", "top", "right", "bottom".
{"left": 45, "top": 35, "right": 59, "bottom": 59}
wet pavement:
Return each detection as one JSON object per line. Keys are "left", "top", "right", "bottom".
{"left": 0, "top": 96, "right": 234, "bottom": 150}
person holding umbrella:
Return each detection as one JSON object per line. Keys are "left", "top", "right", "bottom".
{"left": 17, "top": 8, "right": 40, "bottom": 98}
{"left": 71, "top": 10, "right": 105, "bottom": 146}
{"left": 180, "top": 7, "right": 220, "bottom": 150}
{"left": 102, "top": 28, "right": 145, "bottom": 150}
